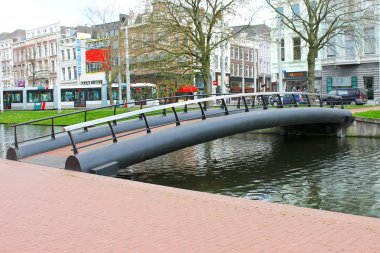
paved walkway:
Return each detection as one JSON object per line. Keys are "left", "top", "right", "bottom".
{"left": 1, "top": 159, "right": 380, "bottom": 252}
{"left": 349, "top": 105, "right": 380, "bottom": 113}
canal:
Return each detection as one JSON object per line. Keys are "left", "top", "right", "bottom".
{"left": 1, "top": 124, "right": 380, "bottom": 218}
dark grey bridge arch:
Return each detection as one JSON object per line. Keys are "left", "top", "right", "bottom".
{"left": 6, "top": 92, "right": 352, "bottom": 174}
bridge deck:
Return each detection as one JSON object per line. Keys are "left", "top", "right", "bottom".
{"left": 20, "top": 118, "right": 201, "bottom": 169}
{"left": 1, "top": 159, "right": 380, "bottom": 252}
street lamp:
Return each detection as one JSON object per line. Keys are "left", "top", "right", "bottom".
{"left": 56, "top": 32, "right": 62, "bottom": 113}
{"left": 122, "top": 22, "right": 131, "bottom": 111}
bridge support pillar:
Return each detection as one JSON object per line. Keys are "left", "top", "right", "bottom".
{"left": 336, "top": 126, "right": 346, "bottom": 138}
{"left": 280, "top": 127, "right": 289, "bottom": 136}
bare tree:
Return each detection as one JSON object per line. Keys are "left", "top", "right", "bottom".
{"left": 83, "top": 4, "right": 126, "bottom": 105}
{"left": 138, "top": 0, "right": 252, "bottom": 95}
{"left": 24, "top": 45, "right": 50, "bottom": 87}
{"left": 266, "top": 0, "right": 377, "bottom": 92}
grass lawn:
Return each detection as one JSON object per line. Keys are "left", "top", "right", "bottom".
{"left": 0, "top": 106, "right": 192, "bottom": 126}
{"left": 353, "top": 110, "right": 380, "bottom": 119}
{"left": 0, "top": 107, "right": 153, "bottom": 126}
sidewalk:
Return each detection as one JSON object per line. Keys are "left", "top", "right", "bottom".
{"left": 1, "top": 159, "right": 380, "bottom": 252}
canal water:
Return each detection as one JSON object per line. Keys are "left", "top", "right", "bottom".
{"left": 1, "top": 124, "right": 380, "bottom": 218}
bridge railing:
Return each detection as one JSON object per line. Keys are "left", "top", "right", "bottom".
{"left": 10, "top": 93, "right": 217, "bottom": 149}
{"left": 62, "top": 92, "right": 344, "bottom": 155}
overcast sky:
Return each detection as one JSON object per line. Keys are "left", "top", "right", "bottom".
{"left": 0, "top": 0, "right": 271, "bottom": 33}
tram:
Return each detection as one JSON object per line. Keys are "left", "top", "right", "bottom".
{"left": 2, "top": 83, "right": 158, "bottom": 110}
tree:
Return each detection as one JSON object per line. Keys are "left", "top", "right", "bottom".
{"left": 266, "top": 0, "right": 377, "bottom": 92}
{"left": 83, "top": 5, "right": 128, "bottom": 105}
{"left": 24, "top": 44, "right": 50, "bottom": 87}
{"left": 140, "top": 0, "right": 252, "bottom": 95}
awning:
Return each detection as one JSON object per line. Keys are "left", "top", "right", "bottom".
{"left": 177, "top": 85, "right": 197, "bottom": 93}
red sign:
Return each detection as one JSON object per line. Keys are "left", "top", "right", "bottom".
{"left": 213, "top": 80, "right": 217, "bottom": 86}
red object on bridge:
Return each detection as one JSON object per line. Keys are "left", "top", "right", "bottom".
{"left": 177, "top": 85, "right": 197, "bottom": 93}
{"left": 213, "top": 80, "right": 217, "bottom": 86}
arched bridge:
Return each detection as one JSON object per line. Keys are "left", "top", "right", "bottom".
{"left": 7, "top": 92, "right": 352, "bottom": 175}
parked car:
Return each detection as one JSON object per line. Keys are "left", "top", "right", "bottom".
{"left": 323, "top": 88, "right": 367, "bottom": 105}
{"left": 270, "top": 94, "right": 306, "bottom": 106}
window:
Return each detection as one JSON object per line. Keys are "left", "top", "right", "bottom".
{"left": 174, "top": 33, "right": 179, "bottom": 46}
{"left": 142, "top": 33, "right": 148, "bottom": 47}
{"left": 345, "top": 30, "right": 355, "bottom": 56}
{"left": 73, "top": 48, "right": 76, "bottom": 59}
{"left": 51, "top": 60, "right": 55, "bottom": 72}
{"left": 240, "top": 48, "right": 244, "bottom": 60}
{"left": 73, "top": 66, "right": 77, "bottom": 79}
{"left": 281, "top": 39, "right": 285, "bottom": 61}
{"left": 250, "top": 50, "right": 253, "bottom": 62}
{"left": 68, "top": 67, "right": 71, "bottom": 80}
{"left": 327, "top": 37, "right": 336, "bottom": 57}
{"left": 132, "top": 34, "right": 137, "bottom": 49}
{"left": 62, "top": 68, "right": 65, "bottom": 80}
{"left": 364, "top": 28, "right": 375, "bottom": 54}
{"left": 276, "top": 7, "right": 284, "bottom": 21}
{"left": 292, "top": 4, "right": 300, "bottom": 19}
{"left": 245, "top": 49, "right": 249, "bottom": 61}
{"left": 235, "top": 47, "right": 239, "bottom": 59}
{"left": 293, "top": 37, "right": 301, "bottom": 60}
{"left": 61, "top": 50, "right": 65, "bottom": 60}
{"left": 235, "top": 64, "right": 239, "bottom": 76}
{"left": 250, "top": 66, "right": 254, "bottom": 78}
{"left": 231, "top": 46, "right": 234, "bottom": 59}
{"left": 245, "top": 65, "right": 249, "bottom": 77}
{"left": 67, "top": 49, "right": 71, "bottom": 60}
{"left": 240, "top": 64, "right": 243, "bottom": 77}
{"left": 231, "top": 63, "right": 234, "bottom": 76}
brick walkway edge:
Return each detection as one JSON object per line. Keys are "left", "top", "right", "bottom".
{"left": 1, "top": 159, "right": 380, "bottom": 253}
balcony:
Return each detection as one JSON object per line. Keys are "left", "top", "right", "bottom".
{"left": 322, "top": 55, "right": 361, "bottom": 66}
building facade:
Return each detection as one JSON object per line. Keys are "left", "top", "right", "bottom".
{"left": 321, "top": 1, "right": 380, "bottom": 101}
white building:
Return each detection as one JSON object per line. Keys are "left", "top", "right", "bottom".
{"left": 0, "top": 30, "right": 25, "bottom": 88}
{"left": 321, "top": 1, "right": 380, "bottom": 101}
{"left": 270, "top": 2, "right": 322, "bottom": 92}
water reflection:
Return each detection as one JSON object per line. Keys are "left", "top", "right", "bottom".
{"left": 0, "top": 124, "right": 62, "bottom": 158}
{"left": 118, "top": 133, "right": 380, "bottom": 218}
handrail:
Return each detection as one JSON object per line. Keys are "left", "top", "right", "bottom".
{"left": 63, "top": 92, "right": 341, "bottom": 133}
{"left": 11, "top": 92, "right": 343, "bottom": 150}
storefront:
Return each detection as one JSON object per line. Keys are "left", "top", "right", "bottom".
{"left": 284, "top": 71, "right": 308, "bottom": 91}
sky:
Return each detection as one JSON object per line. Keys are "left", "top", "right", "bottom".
{"left": 0, "top": 0, "right": 142, "bottom": 33}
{"left": 0, "top": 0, "right": 272, "bottom": 33}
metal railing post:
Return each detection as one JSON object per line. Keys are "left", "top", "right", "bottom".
{"left": 162, "top": 98, "right": 167, "bottom": 116}
{"left": 292, "top": 94, "right": 299, "bottom": 107}
{"left": 330, "top": 97, "right": 334, "bottom": 108}
{"left": 14, "top": 126, "right": 18, "bottom": 149}
{"left": 237, "top": 98, "right": 241, "bottom": 109}
{"left": 221, "top": 99, "right": 229, "bottom": 115}
{"left": 318, "top": 95, "right": 323, "bottom": 107}
{"left": 108, "top": 122, "right": 118, "bottom": 143}
{"left": 172, "top": 107, "right": 181, "bottom": 126}
{"left": 113, "top": 105, "right": 117, "bottom": 125}
{"left": 277, "top": 94, "right": 283, "bottom": 108}
{"left": 198, "top": 102, "right": 206, "bottom": 120}
{"left": 67, "top": 131, "right": 78, "bottom": 155}
{"left": 251, "top": 96, "right": 255, "bottom": 108}
{"left": 340, "top": 98, "right": 344, "bottom": 109}
{"left": 305, "top": 95, "right": 311, "bottom": 107}
{"left": 260, "top": 95, "right": 268, "bottom": 110}
{"left": 51, "top": 118, "right": 55, "bottom": 139}
{"left": 141, "top": 113, "right": 151, "bottom": 133}
{"left": 184, "top": 97, "right": 188, "bottom": 113}
{"left": 242, "top": 97, "right": 249, "bottom": 112}
{"left": 84, "top": 111, "right": 88, "bottom": 132}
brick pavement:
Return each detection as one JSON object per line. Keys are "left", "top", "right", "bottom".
{"left": 1, "top": 159, "right": 380, "bottom": 253}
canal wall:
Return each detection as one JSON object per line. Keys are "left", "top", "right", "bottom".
{"left": 254, "top": 117, "right": 380, "bottom": 138}
{"left": 346, "top": 117, "right": 380, "bottom": 137}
